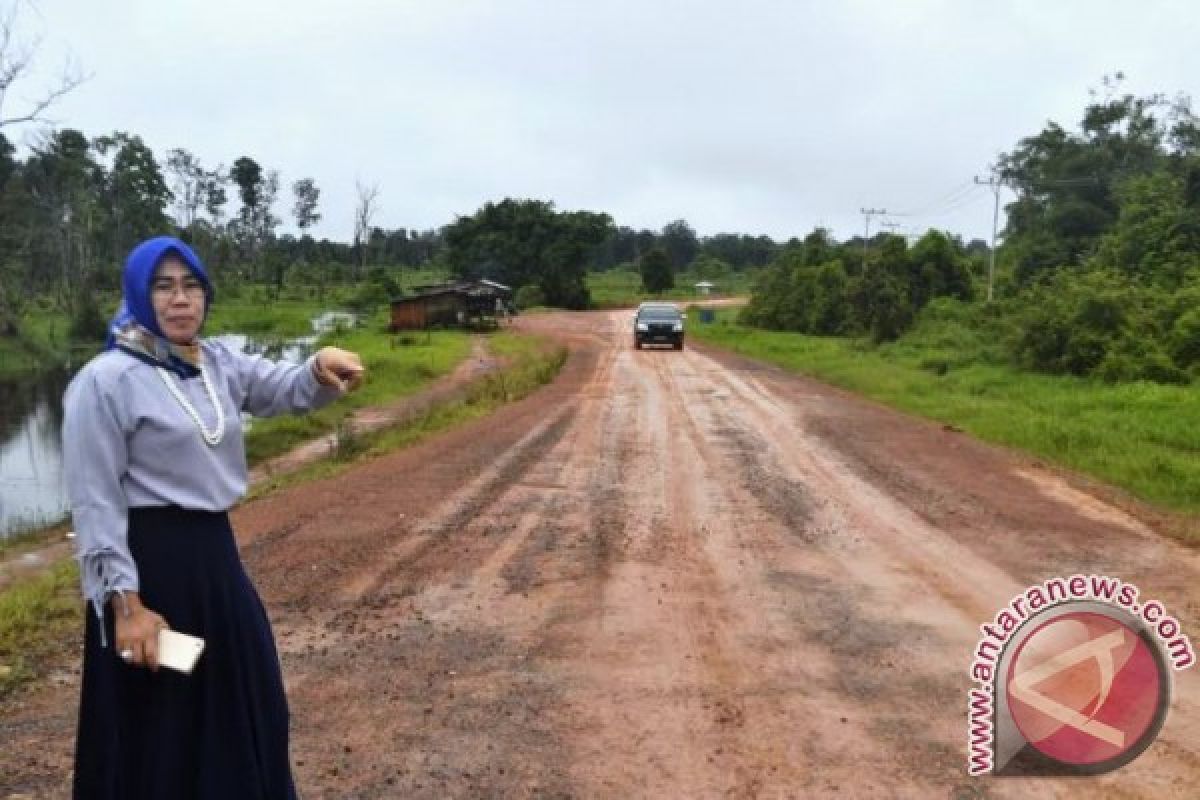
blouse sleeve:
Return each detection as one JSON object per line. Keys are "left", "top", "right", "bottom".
{"left": 62, "top": 366, "right": 138, "bottom": 638}
{"left": 223, "top": 344, "right": 341, "bottom": 418}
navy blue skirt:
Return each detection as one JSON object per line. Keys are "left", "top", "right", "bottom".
{"left": 73, "top": 506, "right": 298, "bottom": 799}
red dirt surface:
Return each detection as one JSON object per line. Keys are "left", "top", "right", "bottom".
{"left": 3, "top": 309, "right": 1199, "bottom": 798}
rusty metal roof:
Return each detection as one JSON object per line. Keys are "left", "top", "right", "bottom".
{"left": 395, "top": 279, "right": 513, "bottom": 304}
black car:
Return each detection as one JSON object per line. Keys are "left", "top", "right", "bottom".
{"left": 633, "top": 303, "right": 685, "bottom": 350}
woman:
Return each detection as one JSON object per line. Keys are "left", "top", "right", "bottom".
{"left": 63, "top": 236, "right": 364, "bottom": 798}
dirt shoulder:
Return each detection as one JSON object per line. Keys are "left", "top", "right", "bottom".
{"left": 4, "top": 310, "right": 1200, "bottom": 798}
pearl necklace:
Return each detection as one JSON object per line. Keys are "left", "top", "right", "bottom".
{"left": 156, "top": 364, "right": 226, "bottom": 447}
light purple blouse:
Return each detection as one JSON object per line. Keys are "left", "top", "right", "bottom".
{"left": 62, "top": 339, "right": 340, "bottom": 624}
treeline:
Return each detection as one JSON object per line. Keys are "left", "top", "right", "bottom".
{"left": 998, "top": 77, "right": 1200, "bottom": 383}
{"left": 740, "top": 228, "right": 975, "bottom": 341}
{"left": 0, "top": 127, "right": 447, "bottom": 337}
{"left": 440, "top": 200, "right": 782, "bottom": 308}
{"left": 0, "top": 122, "right": 789, "bottom": 333}
{"left": 588, "top": 221, "right": 778, "bottom": 273}
{"left": 742, "top": 77, "right": 1200, "bottom": 384}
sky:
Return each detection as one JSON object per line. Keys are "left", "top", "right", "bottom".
{"left": 9, "top": 0, "right": 1200, "bottom": 245}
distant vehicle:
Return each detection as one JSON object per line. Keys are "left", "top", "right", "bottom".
{"left": 633, "top": 302, "right": 685, "bottom": 350}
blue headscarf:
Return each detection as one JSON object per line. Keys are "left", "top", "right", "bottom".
{"left": 106, "top": 236, "right": 214, "bottom": 378}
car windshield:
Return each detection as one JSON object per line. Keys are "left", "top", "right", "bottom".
{"left": 640, "top": 308, "right": 680, "bottom": 321}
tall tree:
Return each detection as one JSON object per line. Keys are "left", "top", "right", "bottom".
{"left": 660, "top": 219, "right": 699, "bottom": 270}
{"left": 94, "top": 132, "right": 172, "bottom": 264}
{"left": 353, "top": 180, "right": 380, "bottom": 277}
{"left": 443, "top": 198, "right": 613, "bottom": 309}
{"left": 997, "top": 75, "right": 1200, "bottom": 285}
{"left": 907, "top": 230, "right": 974, "bottom": 308}
{"left": 23, "top": 129, "right": 101, "bottom": 297}
{"left": 701, "top": 233, "right": 779, "bottom": 269}
{"left": 200, "top": 167, "right": 228, "bottom": 224}
{"left": 166, "top": 148, "right": 205, "bottom": 230}
{"left": 228, "top": 157, "right": 278, "bottom": 270}
{"left": 640, "top": 247, "right": 674, "bottom": 293}
{"left": 292, "top": 177, "right": 321, "bottom": 231}
{"left": 230, "top": 156, "right": 263, "bottom": 211}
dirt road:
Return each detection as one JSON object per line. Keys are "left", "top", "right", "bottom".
{"left": 4, "top": 309, "right": 1200, "bottom": 798}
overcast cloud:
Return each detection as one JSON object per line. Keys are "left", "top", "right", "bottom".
{"left": 14, "top": 0, "right": 1200, "bottom": 244}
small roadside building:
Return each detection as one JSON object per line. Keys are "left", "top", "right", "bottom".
{"left": 694, "top": 281, "right": 716, "bottom": 295}
{"left": 389, "top": 279, "right": 514, "bottom": 331}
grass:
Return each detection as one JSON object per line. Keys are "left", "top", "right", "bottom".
{"left": 249, "top": 331, "right": 567, "bottom": 496}
{"left": 0, "top": 304, "right": 77, "bottom": 377}
{"left": 360, "top": 332, "right": 565, "bottom": 459}
{"left": 0, "top": 559, "right": 82, "bottom": 700}
{"left": 0, "top": 266, "right": 455, "bottom": 376}
{"left": 587, "top": 268, "right": 757, "bottom": 309}
{"left": 242, "top": 325, "right": 473, "bottom": 465}
{"left": 205, "top": 298, "right": 335, "bottom": 338}
{"left": 688, "top": 307, "right": 1200, "bottom": 524}
{"left": 0, "top": 522, "right": 71, "bottom": 561}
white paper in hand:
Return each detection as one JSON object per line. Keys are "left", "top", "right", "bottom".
{"left": 157, "top": 629, "right": 205, "bottom": 674}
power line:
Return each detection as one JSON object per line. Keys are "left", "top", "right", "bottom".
{"left": 924, "top": 188, "right": 990, "bottom": 218}
{"left": 901, "top": 180, "right": 979, "bottom": 217}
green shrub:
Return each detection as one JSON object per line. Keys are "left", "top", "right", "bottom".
{"left": 514, "top": 284, "right": 546, "bottom": 310}
{"left": 1169, "top": 308, "right": 1200, "bottom": 368}
{"left": 1012, "top": 268, "right": 1194, "bottom": 384}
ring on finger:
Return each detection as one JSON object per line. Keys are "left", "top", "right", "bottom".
{"left": 119, "top": 648, "right": 135, "bottom": 662}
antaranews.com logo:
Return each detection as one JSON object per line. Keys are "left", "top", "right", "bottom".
{"left": 967, "top": 574, "right": 1195, "bottom": 776}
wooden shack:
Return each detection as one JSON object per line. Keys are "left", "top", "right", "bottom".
{"left": 389, "top": 279, "right": 513, "bottom": 331}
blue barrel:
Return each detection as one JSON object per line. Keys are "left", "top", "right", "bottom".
{"left": 698, "top": 308, "right": 716, "bottom": 324}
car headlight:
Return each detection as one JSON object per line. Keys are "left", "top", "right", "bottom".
{"left": 636, "top": 322, "right": 648, "bottom": 331}
{"left": 672, "top": 322, "right": 683, "bottom": 332}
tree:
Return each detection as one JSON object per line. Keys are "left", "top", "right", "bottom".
{"left": 200, "top": 167, "right": 228, "bottom": 225}
{"left": 850, "top": 241, "right": 914, "bottom": 343}
{"left": 660, "top": 219, "right": 698, "bottom": 270}
{"left": 230, "top": 157, "right": 263, "bottom": 211}
{"left": 292, "top": 177, "right": 321, "bottom": 232}
{"left": 94, "top": 132, "right": 172, "bottom": 263}
{"left": 1093, "top": 169, "right": 1200, "bottom": 286}
{"left": 800, "top": 228, "right": 837, "bottom": 267}
{"left": 166, "top": 148, "right": 206, "bottom": 230}
{"left": 256, "top": 170, "right": 281, "bottom": 264}
{"left": 907, "top": 230, "right": 974, "bottom": 308}
{"left": 353, "top": 180, "right": 380, "bottom": 277}
{"left": 0, "top": 4, "right": 86, "bottom": 129}
{"left": 640, "top": 247, "right": 674, "bottom": 293}
{"left": 443, "top": 198, "right": 612, "bottom": 308}
{"left": 700, "top": 232, "right": 779, "bottom": 269}
{"left": 541, "top": 210, "right": 611, "bottom": 308}
{"left": 997, "top": 76, "right": 1199, "bottom": 285}
{"left": 228, "top": 157, "right": 278, "bottom": 269}
{"left": 23, "top": 128, "right": 102, "bottom": 298}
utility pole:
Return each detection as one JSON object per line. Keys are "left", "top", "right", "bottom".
{"left": 973, "top": 174, "right": 1005, "bottom": 303}
{"left": 860, "top": 207, "right": 888, "bottom": 274}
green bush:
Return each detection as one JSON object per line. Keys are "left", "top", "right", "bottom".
{"left": 741, "top": 231, "right": 969, "bottom": 343}
{"left": 1169, "top": 308, "right": 1200, "bottom": 368}
{"left": 1012, "top": 268, "right": 1194, "bottom": 384}
{"left": 514, "top": 284, "right": 546, "bottom": 310}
